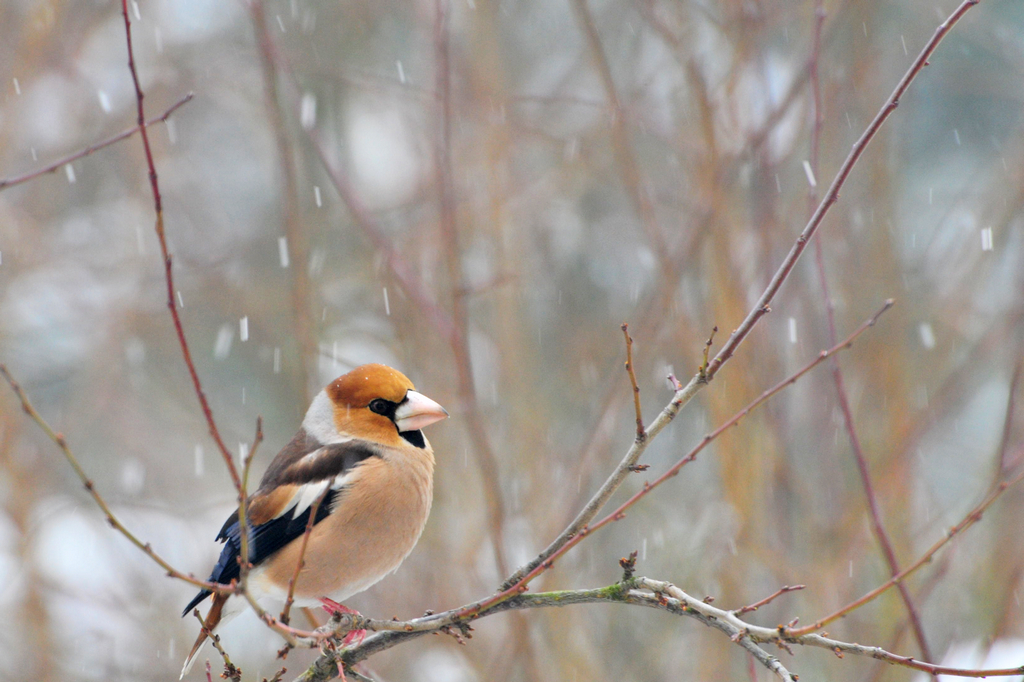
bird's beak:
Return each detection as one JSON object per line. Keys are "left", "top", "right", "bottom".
{"left": 395, "top": 390, "right": 449, "bottom": 432}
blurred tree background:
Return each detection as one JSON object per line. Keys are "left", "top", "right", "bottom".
{"left": 1, "top": 0, "right": 1023, "bottom": 680}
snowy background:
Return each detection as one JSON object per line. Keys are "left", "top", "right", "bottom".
{"left": 1, "top": 0, "right": 1024, "bottom": 680}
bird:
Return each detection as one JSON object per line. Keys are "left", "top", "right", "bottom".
{"left": 180, "top": 363, "right": 448, "bottom": 677}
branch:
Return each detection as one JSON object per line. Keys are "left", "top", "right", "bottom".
{"left": 295, "top": 574, "right": 1024, "bottom": 682}
{"left": 432, "top": 0, "right": 510, "bottom": 579}
{"left": 0, "top": 365, "right": 230, "bottom": 594}
{"left": 192, "top": 610, "right": 242, "bottom": 681}
{"left": 786, "top": 440, "right": 1024, "bottom": 636}
{"left": 621, "top": 324, "right": 645, "bottom": 439}
{"left": 279, "top": 484, "right": 332, "bottom": 627}
{"left": 119, "top": 0, "right": 243, "bottom": 495}
{"left": 635, "top": 579, "right": 1024, "bottom": 680}
{"left": 734, "top": 584, "right": 806, "bottom": 617}
{"left": 501, "top": 301, "right": 893, "bottom": 595}
{"left": 294, "top": 580, "right": 795, "bottom": 682}
{"left": 503, "top": 0, "right": 979, "bottom": 599}
{"left": 703, "top": 0, "right": 982, "bottom": 381}
{"left": 0, "top": 92, "right": 193, "bottom": 192}
{"left": 805, "top": 0, "right": 932, "bottom": 661}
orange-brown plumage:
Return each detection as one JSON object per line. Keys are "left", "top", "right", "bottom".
{"left": 180, "top": 363, "right": 447, "bottom": 678}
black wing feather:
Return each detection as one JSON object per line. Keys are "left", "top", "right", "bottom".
{"left": 182, "top": 438, "right": 380, "bottom": 617}
{"left": 181, "top": 488, "right": 339, "bottom": 616}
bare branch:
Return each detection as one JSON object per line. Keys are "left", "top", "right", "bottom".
{"left": 237, "top": 418, "right": 264, "bottom": 593}
{"left": 704, "top": 0, "right": 982, "bottom": 381}
{"left": 294, "top": 573, "right": 1024, "bottom": 682}
{"left": 0, "top": 92, "right": 193, "bottom": 192}
{"left": 636, "top": 579, "right": 1024, "bottom": 680}
{"left": 734, "top": 585, "right": 806, "bottom": 617}
{"left": 119, "top": 0, "right": 243, "bottom": 496}
{"left": 0, "top": 365, "right": 230, "bottom": 594}
{"left": 787, "top": 443, "right": 1024, "bottom": 636}
{"left": 279, "top": 484, "right": 332, "bottom": 627}
{"left": 621, "top": 323, "right": 645, "bottom": 439}
{"left": 806, "top": 0, "right": 932, "bottom": 661}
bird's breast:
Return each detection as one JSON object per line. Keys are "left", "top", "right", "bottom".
{"left": 253, "top": 447, "right": 434, "bottom": 603}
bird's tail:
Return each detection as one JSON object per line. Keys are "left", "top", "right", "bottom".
{"left": 180, "top": 592, "right": 228, "bottom": 679}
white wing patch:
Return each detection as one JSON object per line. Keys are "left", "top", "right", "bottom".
{"left": 276, "top": 472, "right": 355, "bottom": 522}
{"left": 290, "top": 480, "right": 328, "bottom": 520}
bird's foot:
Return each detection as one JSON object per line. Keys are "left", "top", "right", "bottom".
{"left": 341, "top": 628, "right": 367, "bottom": 647}
{"left": 319, "top": 597, "right": 358, "bottom": 616}
{"left": 320, "top": 599, "right": 367, "bottom": 648}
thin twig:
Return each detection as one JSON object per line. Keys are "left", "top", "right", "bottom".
{"left": 432, "top": 0, "right": 510, "bottom": 579}
{"left": 192, "top": 610, "right": 242, "bottom": 681}
{"left": 237, "top": 418, "right": 264, "bottom": 591}
{"left": 488, "top": 302, "right": 892, "bottom": 610}
{"left": 0, "top": 92, "right": 193, "bottom": 192}
{"left": 703, "top": 0, "right": 982, "bottom": 381}
{"left": 787, "top": 444, "right": 1024, "bottom": 636}
{"left": 868, "top": 548, "right": 958, "bottom": 682}
{"left": 0, "top": 365, "right": 229, "bottom": 594}
{"left": 621, "top": 324, "right": 645, "bottom": 439}
{"left": 280, "top": 483, "right": 332, "bottom": 626}
{"left": 734, "top": 585, "right": 806, "bottom": 616}
{"left": 570, "top": 0, "right": 673, "bottom": 280}
{"left": 805, "top": 0, "right": 933, "bottom": 662}
{"left": 119, "top": 0, "right": 243, "bottom": 495}
{"left": 505, "top": 0, "right": 979, "bottom": 598}
{"left": 297, "top": 574, "right": 1024, "bottom": 682}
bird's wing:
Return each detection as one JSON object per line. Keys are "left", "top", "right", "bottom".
{"left": 181, "top": 438, "right": 379, "bottom": 616}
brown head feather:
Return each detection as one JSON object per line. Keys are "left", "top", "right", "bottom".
{"left": 327, "top": 364, "right": 417, "bottom": 447}
{"left": 327, "top": 364, "right": 415, "bottom": 406}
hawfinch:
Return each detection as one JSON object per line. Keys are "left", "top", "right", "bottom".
{"left": 180, "top": 364, "right": 447, "bottom": 677}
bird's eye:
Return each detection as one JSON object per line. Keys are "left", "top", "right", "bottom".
{"left": 368, "top": 399, "right": 390, "bottom": 415}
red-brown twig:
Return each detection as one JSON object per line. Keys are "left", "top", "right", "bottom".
{"left": 621, "top": 324, "right": 645, "bottom": 439}
{"left": 475, "top": 302, "right": 892, "bottom": 617}
{"left": 307, "top": 576, "right": 1024, "bottom": 682}
{"left": 0, "top": 92, "right": 193, "bottom": 192}
{"left": 734, "top": 585, "right": 806, "bottom": 617}
{"left": 806, "top": 0, "right": 932, "bottom": 660}
{"left": 279, "top": 483, "right": 332, "bottom": 627}
{"left": 570, "top": 0, "right": 672, "bottom": 280}
{"left": 995, "top": 360, "right": 1023, "bottom": 479}
{"left": 119, "top": 0, "right": 242, "bottom": 495}
{"left": 237, "top": 418, "right": 264, "bottom": 591}
{"left": 248, "top": 0, "right": 314, "bottom": 398}
{"left": 432, "top": 0, "right": 510, "bottom": 580}
{"left": 192, "top": 610, "right": 241, "bottom": 680}
{"left": 504, "top": 0, "right": 979, "bottom": 599}
{"left": 250, "top": 25, "right": 457, "bottom": 344}
{"left": 786, "top": 443, "right": 1024, "bottom": 636}
{"left": 703, "top": 0, "right": 982, "bottom": 382}
{"left": 0, "top": 364, "right": 230, "bottom": 594}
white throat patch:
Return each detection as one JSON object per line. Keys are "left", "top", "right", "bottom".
{"left": 302, "top": 390, "right": 348, "bottom": 444}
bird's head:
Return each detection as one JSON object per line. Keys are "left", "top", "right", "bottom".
{"left": 323, "top": 363, "right": 448, "bottom": 447}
